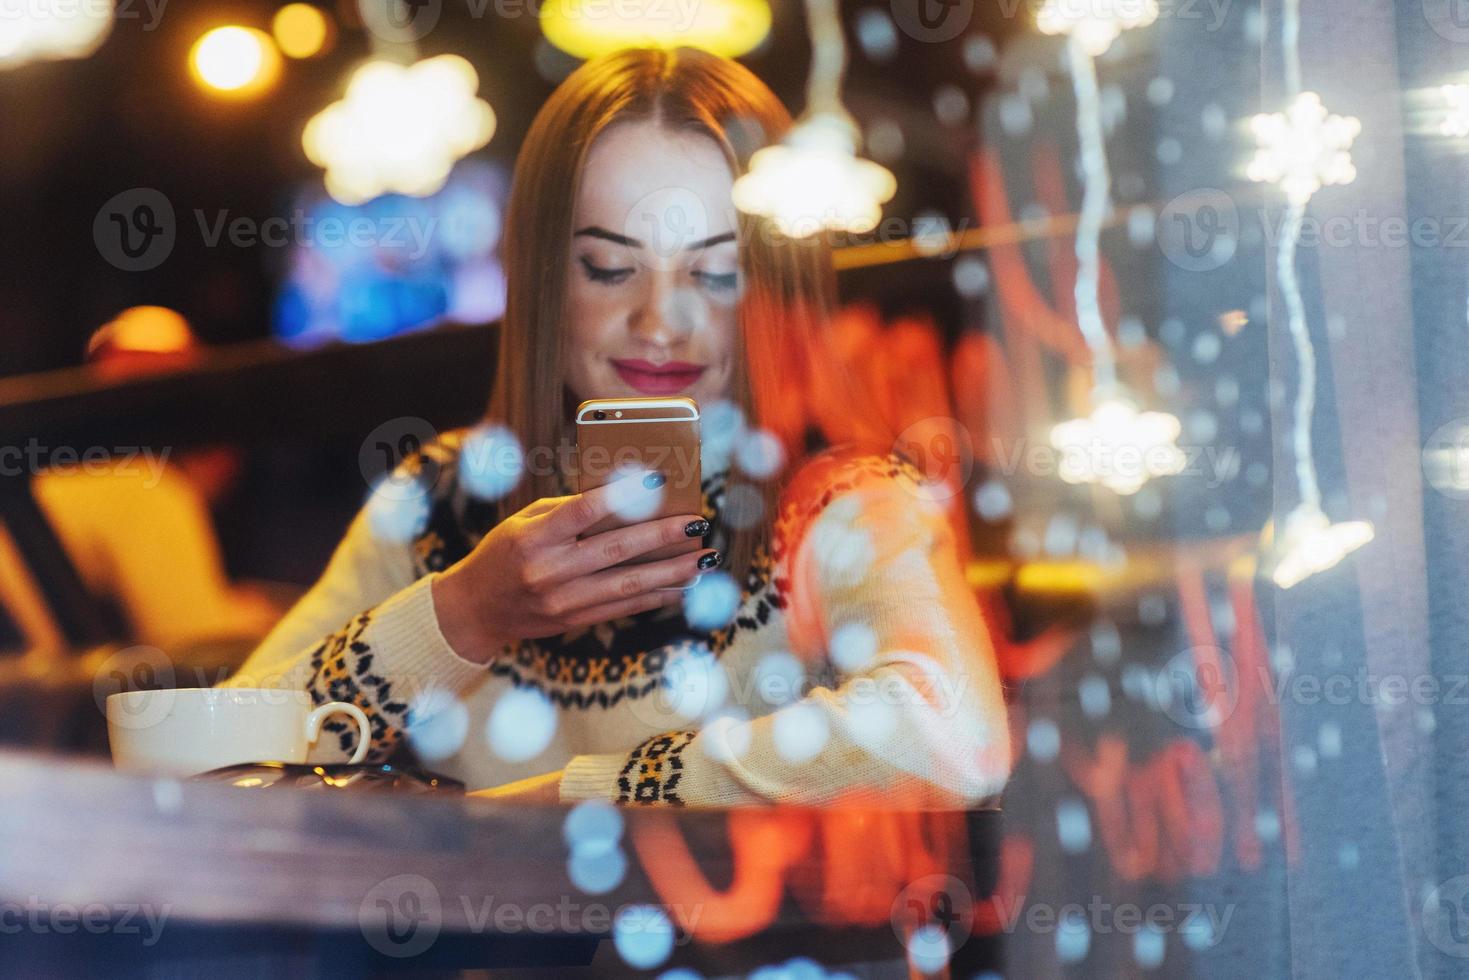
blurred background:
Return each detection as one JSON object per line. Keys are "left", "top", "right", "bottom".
{"left": 5, "top": 0, "right": 1468, "bottom": 976}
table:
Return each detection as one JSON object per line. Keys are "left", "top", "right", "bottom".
{"left": 0, "top": 750, "right": 1003, "bottom": 977}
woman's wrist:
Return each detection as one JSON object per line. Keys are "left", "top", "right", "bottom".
{"left": 431, "top": 566, "right": 511, "bottom": 665}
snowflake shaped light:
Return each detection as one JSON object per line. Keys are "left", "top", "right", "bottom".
{"left": 303, "top": 55, "right": 496, "bottom": 205}
{"left": 1248, "top": 92, "right": 1360, "bottom": 205}
{"left": 1442, "top": 85, "right": 1469, "bottom": 138}
{"left": 731, "top": 112, "right": 896, "bottom": 237}
{"left": 1050, "top": 396, "right": 1187, "bottom": 495}
{"left": 1266, "top": 503, "right": 1374, "bottom": 589}
{"left": 1036, "top": 0, "right": 1159, "bottom": 56}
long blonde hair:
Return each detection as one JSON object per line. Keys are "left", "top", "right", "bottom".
{"left": 489, "top": 47, "right": 886, "bottom": 585}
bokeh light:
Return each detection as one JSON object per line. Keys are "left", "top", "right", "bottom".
{"left": 0, "top": 0, "right": 113, "bottom": 69}
{"left": 271, "top": 3, "right": 331, "bottom": 60}
{"left": 303, "top": 55, "right": 496, "bottom": 205}
{"left": 682, "top": 571, "right": 740, "bottom": 630}
{"left": 732, "top": 113, "right": 897, "bottom": 237}
{"left": 459, "top": 424, "right": 524, "bottom": 501}
{"left": 540, "top": 0, "right": 771, "bottom": 60}
{"left": 613, "top": 905, "right": 676, "bottom": 970}
{"left": 486, "top": 687, "right": 557, "bottom": 762}
{"left": 189, "top": 26, "right": 281, "bottom": 98}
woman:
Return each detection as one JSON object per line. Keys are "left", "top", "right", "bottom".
{"left": 228, "top": 47, "right": 1009, "bottom": 807}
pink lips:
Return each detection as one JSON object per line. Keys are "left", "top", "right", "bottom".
{"left": 611, "top": 359, "right": 707, "bottom": 395}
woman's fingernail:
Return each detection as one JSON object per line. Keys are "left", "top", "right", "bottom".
{"left": 684, "top": 518, "right": 710, "bottom": 537}
{"left": 697, "top": 550, "right": 722, "bottom": 570}
{"left": 643, "top": 472, "right": 666, "bottom": 489}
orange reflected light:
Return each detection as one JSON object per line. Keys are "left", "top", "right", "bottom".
{"left": 189, "top": 26, "right": 281, "bottom": 97}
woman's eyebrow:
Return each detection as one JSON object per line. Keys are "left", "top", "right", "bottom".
{"left": 573, "top": 226, "right": 736, "bottom": 251}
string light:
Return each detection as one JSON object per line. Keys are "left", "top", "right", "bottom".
{"left": 1250, "top": 0, "right": 1374, "bottom": 588}
{"left": 732, "top": 113, "right": 896, "bottom": 235}
{"left": 1036, "top": 0, "right": 1159, "bottom": 57}
{"left": 1247, "top": 93, "right": 1360, "bottom": 206}
{"left": 302, "top": 55, "right": 496, "bottom": 205}
{"left": 0, "top": 0, "right": 113, "bottom": 69}
{"left": 1268, "top": 506, "right": 1375, "bottom": 590}
{"left": 731, "top": 0, "right": 895, "bottom": 237}
{"left": 540, "top": 0, "right": 770, "bottom": 59}
{"left": 1043, "top": 7, "right": 1183, "bottom": 494}
{"left": 1051, "top": 397, "right": 1187, "bottom": 496}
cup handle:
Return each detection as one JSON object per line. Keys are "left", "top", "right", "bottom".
{"left": 305, "top": 701, "right": 372, "bottom": 764}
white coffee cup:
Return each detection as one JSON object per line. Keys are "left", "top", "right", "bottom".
{"left": 107, "top": 687, "right": 371, "bottom": 776}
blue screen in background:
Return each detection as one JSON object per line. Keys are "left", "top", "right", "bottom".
{"left": 273, "top": 158, "right": 508, "bottom": 346}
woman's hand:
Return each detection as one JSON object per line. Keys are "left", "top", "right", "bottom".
{"left": 468, "top": 769, "right": 565, "bottom": 804}
{"left": 431, "top": 471, "right": 718, "bottom": 664}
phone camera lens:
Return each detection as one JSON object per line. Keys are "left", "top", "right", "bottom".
{"left": 593, "top": 410, "right": 607, "bottom": 420}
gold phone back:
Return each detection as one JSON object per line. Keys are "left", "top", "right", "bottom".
{"left": 575, "top": 402, "right": 702, "bottom": 565}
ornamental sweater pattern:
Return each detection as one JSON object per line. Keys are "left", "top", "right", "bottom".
{"left": 225, "top": 433, "right": 1010, "bottom": 807}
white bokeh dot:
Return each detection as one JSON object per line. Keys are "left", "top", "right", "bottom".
{"left": 906, "top": 922, "right": 951, "bottom": 975}
{"left": 773, "top": 702, "right": 829, "bottom": 763}
{"left": 830, "top": 622, "right": 878, "bottom": 671}
{"left": 486, "top": 687, "right": 556, "bottom": 762}
{"left": 952, "top": 255, "right": 991, "bottom": 297}
{"left": 613, "top": 905, "right": 675, "bottom": 970}
{"left": 459, "top": 423, "right": 523, "bottom": 501}
{"left": 754, "top": 651, "right": 806, "bottom": 706}
{"left": 735, "top": 428, "right": 785, "bottom": 479}
{"left": 405, "top": 689, "right": 470, "bottom": 762}
{"left": 683, "top": 571, "right": 741, "bottom": 630}
{"left": 974, "top": 480, "right": 1013, "bottom": 521}
{"left": 1028, "top": 717, "right": 1061, "bottom": 761}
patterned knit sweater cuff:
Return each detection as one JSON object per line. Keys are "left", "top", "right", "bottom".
{"left": 560, "top": 752, "right": 627, "bottom": 803}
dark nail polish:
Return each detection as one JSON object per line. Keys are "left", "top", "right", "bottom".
{"left": 643, "top": 472, "right": 666, "bottom": 489}
{"left": 697, "top": 550, "right": 722, "bottom": 570}
{"left": 684, "top": 518, "right": 710, "bottom": 537}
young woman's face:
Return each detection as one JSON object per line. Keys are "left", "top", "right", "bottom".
{"left": 562, "top": 120, "right": 740, "bottom": 405}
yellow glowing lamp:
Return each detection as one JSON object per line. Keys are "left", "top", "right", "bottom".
{"left": 1050, "top": 395, "right": 1187, "bottom": 495}
{"left": 540, "top": 0, "right": 770, "bottom": 59}
{"left": 1266, "top": 503, "right": 1374, "bottom": 589}
{"left": 303, "top": 55, "right": 496, "bottom": 205}
{"left": 272, "top": 4, "right": 331, "bottom": 60}
{"left": 732, "top": 112, "right": 896, "bottom": 237}
{"left": 189, "top": 26, "right": 282, "bottom": 98}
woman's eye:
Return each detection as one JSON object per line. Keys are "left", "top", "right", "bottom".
{"left": 693, "top": 270, "right": 738, "bottom": 292}
{"left": 579, "top": 257, "right": 634, "bottom": 285}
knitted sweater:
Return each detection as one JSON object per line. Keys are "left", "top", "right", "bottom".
{"left": 225, "top": 433, "right": 1010, "bottom": 807}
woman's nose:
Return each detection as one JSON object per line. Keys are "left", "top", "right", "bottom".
{"left": 627, "top": 273, "right": 703, "bottom": 346}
